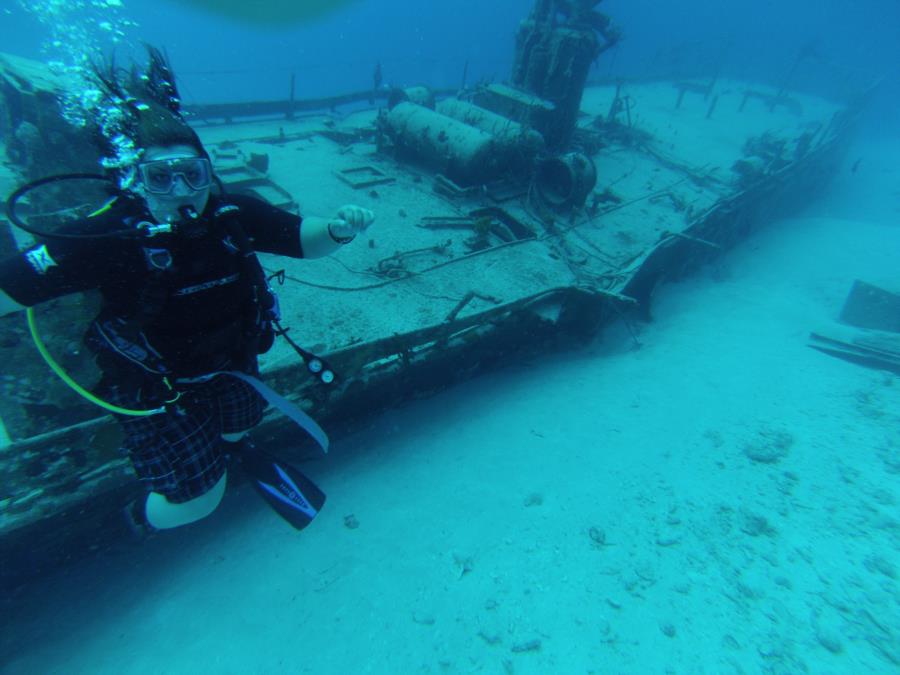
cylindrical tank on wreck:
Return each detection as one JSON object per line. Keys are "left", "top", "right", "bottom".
{"left": 387, "top": 85, "right": 436, "bottom": 110}
{"left": 435, "top": 98, "right": 545, "bottom": 156}
{"left": 382, "top": 101, "right": 503, "bottom": 186}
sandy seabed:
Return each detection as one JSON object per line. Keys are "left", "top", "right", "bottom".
{"left": 1, "top": 136, "right": 898, "bottom": 674}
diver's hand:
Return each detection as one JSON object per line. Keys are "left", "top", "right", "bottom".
{"left": 329, "top": 205, "right": 375, "bottom": 243}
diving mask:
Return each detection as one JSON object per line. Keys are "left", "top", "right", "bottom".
{"left": 137, "top": 156, "right": 212, "bottom": 194}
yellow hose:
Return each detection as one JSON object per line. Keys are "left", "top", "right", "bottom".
{"left": 27, "top": 307, "right": 166, "bottom": 417}
{"left": 87, "top": 196, "right": 117, "bottom": 218}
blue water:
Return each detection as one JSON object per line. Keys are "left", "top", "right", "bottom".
{"left": 4, "top": 1, "right": 899, "bottom": 119}
{"left": 1, "top": 1, "right": 899, "bottom": 672}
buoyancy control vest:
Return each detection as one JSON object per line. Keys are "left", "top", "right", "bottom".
{"left": 85, "top": 201, "right": 280, "bottom": 391}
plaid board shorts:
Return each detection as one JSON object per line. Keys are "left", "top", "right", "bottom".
{"left": 110, "top": 374, "right": 267, "bottom": 503}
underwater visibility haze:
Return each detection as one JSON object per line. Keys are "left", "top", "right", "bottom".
{"left": 0, "top": 0, "right": 898, "bottom": 673}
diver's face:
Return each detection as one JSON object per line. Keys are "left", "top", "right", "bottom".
{"left": 138, "top": 144, "right": 211, "bottom": 225}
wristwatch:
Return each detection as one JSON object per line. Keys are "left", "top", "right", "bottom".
{"left": 328, "top": 221, "right": 356, "bottom": 245}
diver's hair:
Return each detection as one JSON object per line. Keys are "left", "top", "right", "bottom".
{"left": 131, "top": 100, "right": 205, "bottom": 154}
{"left": 91, "top": 45, "right": 205, "bottom": 164}
{"left": 136, "top": 45, "right": 183, "bottom": 115}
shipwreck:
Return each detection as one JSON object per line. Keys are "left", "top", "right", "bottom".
{"left": 0, "top": 0, "right": 869, "bottom": 583}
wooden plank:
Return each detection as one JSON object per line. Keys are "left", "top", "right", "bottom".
{"left": 809, "top": 325, "right": 900, "bottom": 375}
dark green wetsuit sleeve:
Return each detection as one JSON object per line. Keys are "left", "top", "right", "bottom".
{"left": 229, "top": 193, "right": 305, "bottom": 258}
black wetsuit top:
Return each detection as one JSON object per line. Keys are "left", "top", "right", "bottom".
{"left": 0, "top": 193, "right": 304, "bottom": 377}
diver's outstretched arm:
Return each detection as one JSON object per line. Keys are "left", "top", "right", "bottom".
{"left": 300, "top": 204, "right": 375, "bottom": 258}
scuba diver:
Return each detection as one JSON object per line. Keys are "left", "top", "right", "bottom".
{"left": 0, "top": 47, "right": 374, "bottom": 535}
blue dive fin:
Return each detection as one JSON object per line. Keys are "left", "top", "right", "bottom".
{"left": 238, "top": 446, "right": 326, "bottom": 531}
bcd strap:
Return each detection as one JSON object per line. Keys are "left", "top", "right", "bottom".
{"left": 214, "top": 204, "right": 277, "bottom": 317}
{"left": 179, "top": 370, "right": 330, "bottom": 453}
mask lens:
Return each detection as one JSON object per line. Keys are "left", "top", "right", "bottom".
{"left": 139, "top": 158, "right": 211, "bottom": 194}
{"left": 176, "top": 158, "right": 211, "bottom": 190}
{"left": 144, "top": 165, "right": 174, "bottom": 193}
